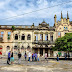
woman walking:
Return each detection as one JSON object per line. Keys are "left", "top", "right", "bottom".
{"left": 10, "top": 49, "right": 14, "bottom": 64}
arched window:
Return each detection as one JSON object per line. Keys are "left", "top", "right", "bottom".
{"left": 14, "top": 46, "right": 18, "bottom": 49}
{"left": 64, "top": 27, "right": 65, "bottom": 29}
{"left": 21, "top": 46, "right": 24, "bottom": 49}
{"left": 15, "top": 34, "right": 18, "bottom": 40}
{"left": 58, "top": 32, "right": 61, "bottom": 38}
{"left": 27, "top": 34, "right": 31, "bottom": 40}
{"left": 27, "top": 46, "right": 31, "bottom": 51}
{"left": 7, "top": 46, "right": 10, "bottom": 50}
{"left": 21, "top": 34, "right": 25, "bottom": 40}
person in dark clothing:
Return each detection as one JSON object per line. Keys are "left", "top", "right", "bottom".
{"left": 65, "top": 53, "right": 67, "bottom": 60}
{"left": 35, "top": 53, "right": 37, "bottom": 61}
{"left": 32, "top": 53, "right": 34, "bottom": 61}
{"left": 7, "top": 51, "right": 11, "bottom": 65}
{"left": 24, "top": 51, "right": 27, "bottom": 60}
{"left": 18, "top": 52, "right": 22, "bottom": 64}
{"left": 57, "top": 54, "right": 59, "bottom": 61}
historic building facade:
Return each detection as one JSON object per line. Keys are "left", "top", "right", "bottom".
{"left": 0, "top": 12, "right": 72, "bottom": 57}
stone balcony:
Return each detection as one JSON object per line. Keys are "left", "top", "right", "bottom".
{"left": 32, "top": 40, "right": 54, "bottom": 45}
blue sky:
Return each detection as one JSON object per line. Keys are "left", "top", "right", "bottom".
{"left": 0, "top": 0, "right": 72, "bottom": 26}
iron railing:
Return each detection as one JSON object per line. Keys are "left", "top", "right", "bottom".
{"left": 32, "top": 40, "right": 54, "bottom": 45}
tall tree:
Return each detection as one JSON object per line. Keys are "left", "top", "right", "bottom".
{"left": 53, "top": 33, "right": 72, "bottom": 52}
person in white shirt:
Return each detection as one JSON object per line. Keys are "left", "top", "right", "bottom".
{"left": 28, "top": 51, "right": 31, "bottom": 61}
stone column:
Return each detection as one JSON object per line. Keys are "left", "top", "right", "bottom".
{"left": 38, "top": 34, "right": 40, "bottom": 40}
{"left": 11, "top": 32, "right": 14, "bottom": 42}
{"left": 25, "top": 34, "right": 27, "bottom": 41}
{"left": 48, "top": 33, "right": 50, "bottom": 41}
{"left": 48, "top": 49, "right": 50, "bottom": 57}
{"left": 34, "top": 34, "right": 35, "bottom": 41}
{"left": 43, "top": 34, "right": 45, "bottom": 41}
{"left": 3, "top": 31, "right": 7, "bottom": 42}
{"left": 43, "top": 49, "right": 45, "bottom": 56}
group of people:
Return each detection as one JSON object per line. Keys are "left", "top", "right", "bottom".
{"left": 7, "top": 50, "right": 40, "bottom": 65}
{"left": 24, "top": 51, "right": 40, "bottom": 62}
{"left": 7, "top": 49, "right": 14, "bottom": 65}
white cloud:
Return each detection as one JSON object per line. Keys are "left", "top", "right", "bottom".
{"left": 0, "top": 0, "right": 72, "bottom": 26}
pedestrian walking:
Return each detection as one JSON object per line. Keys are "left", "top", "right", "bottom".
{"left": 28, "top": 51, "right": 31, "bottom": 61}
{"left": 35, "top": 53, "right": 37, "bottom": 61}
{"left": 65, "top": 53, "right": 67, "bottom": 60}
{"left": 37, "top": 53, "right": 40, "bottom": 61}
{"left": 45, "top": 53, "right": 48, "bottom": 62}
{"left": 33, "top": 53, "right": 35, "bottom": 61}
{"left": 45, "top": 53, "right": 47, "bottom": 59}
{"left": 57, "top": 54, "right": 59, "bottom": 61}
{"left": 24, "top": 51, "right": 27, "bottom": 60}
{"left": 32, "top": 53, "right": 34, "bottom": 61}
{"left": 10, "top": 49, "right": 14, "bottom": 64}
{"left": 7, "top": 51, "right": 11, "bottom": 65}
{"left": 18, "top": 52, "right": 22, "bottom": 64}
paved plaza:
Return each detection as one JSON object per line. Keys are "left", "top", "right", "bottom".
{"left": 0, "top": 56, "right": 72, "bottom": 72}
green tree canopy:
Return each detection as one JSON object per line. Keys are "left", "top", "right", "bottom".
{"left": 53, "top": 33, "right": 72, "bottom": 51}
{"left": 12, "top": 26, "right": 16, "bottom": 31}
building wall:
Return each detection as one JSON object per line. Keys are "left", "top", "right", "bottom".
{"left": 0, "top": 12, "right": 72, "bottom": 56}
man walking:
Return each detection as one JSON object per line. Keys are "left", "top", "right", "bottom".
{"left": 18, "top": 52, "right": 22, "bottom": 64}
{"left": 28, "top": 51, "right": 31, "bottom": 61}
{"left": 24, "top": 51, "right": 27, "bottom": 61}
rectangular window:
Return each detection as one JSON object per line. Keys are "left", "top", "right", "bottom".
{"left": 45, "top": 34, "right": 48, "bottom": 41}
{"left": 35, "top": 34, "right": 38, "bottom": 41}
{"left": 40, "top": 34, "right": 43, "bottom": 41}
{"left": 50, "top": 35, "right": 53, "bottom": 41}
{"left": 1, "top": 32, "right": 4, "bottom": 38}
{"left": 58, "top": 32, "right": 61, "bottom": 38}
{"left": 7, "top": 32, "right": 11, "bottom": 40}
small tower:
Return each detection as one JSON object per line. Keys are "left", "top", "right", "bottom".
{"left": 61, "top": 11, "right": 63, "bottom": 24}
{"left": 61, "top": 11, "right": 63, "bottom": 19}
{"left": 67, "top": 11, "right": 69, "bottom": 24}
{"left": 54, "top": 14, "right": 57, "bottom": 26}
